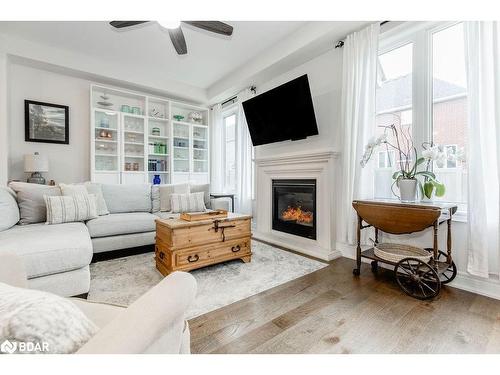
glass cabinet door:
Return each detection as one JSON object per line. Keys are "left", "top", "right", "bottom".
{"left": 192, "top": 125, "right": 208, "bottom": 173}
{"left": 94, "top": 110, "right": 119, "bottom": 171}
{"left": 122, "top": 114, "right": 145, "bottom": 172}
{"left": 173, "top": 122, "right": 190, "bottom": 172}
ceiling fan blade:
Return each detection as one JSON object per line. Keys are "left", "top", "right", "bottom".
{"left": 183, "top": 21, "right": 233, "bottom": 36}
{"left": 168, "top": 27, "right": 187, "bottom": 55}
{"left": 110, "top": 21, "right": 149, "bottom": 29}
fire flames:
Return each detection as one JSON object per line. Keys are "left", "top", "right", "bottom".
{"left": 281, "top": 206, "right": 314, "bottom": 224}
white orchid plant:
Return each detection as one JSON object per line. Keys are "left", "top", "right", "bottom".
{"left": 360, "top": 124, "right": 461, "bottom": 200}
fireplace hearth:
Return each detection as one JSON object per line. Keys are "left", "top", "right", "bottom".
{"left": 272, "top": 179, "right": 316, "bottom": 240}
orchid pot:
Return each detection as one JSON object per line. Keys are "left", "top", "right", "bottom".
{"left": 398, "top": 178, "right": 418, "bottom": 202}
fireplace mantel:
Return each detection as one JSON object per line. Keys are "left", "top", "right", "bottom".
{"left": 253, "top": 149, "right": 340, "bottom": 261}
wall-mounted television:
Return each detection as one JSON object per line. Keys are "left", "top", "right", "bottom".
{"left": 242, "top": 74, "right": 318, "bottom": 146}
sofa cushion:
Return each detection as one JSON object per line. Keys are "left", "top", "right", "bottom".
{"left": 86, "top": 213, "right": 156, "bottom": 238}
{"left": 8, "top": 181, "right": 61, "bottom": 224}
{"left": 60, "top": 182, "right": 109, "bottom": 216}
{"left": 151, "top": 185, "right": 160, "bottom": 213}
{"left": 0, "top": 187, "right": 20, "bottom": 231}
{"left": 190, "top": 183, "right": 211, "bottom": 209}
{"left": 101, "top": 184, "right": 152, "bottom": 214}
{"left": 0, "top": 222, "right": 92, "bottom": 279}
{"left": 159, "top": 183, "right": 190, "bottom": 212}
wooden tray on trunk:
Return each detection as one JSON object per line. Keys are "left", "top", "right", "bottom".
{"left": 180, "top": 209, "right": 229, "bottom": 222}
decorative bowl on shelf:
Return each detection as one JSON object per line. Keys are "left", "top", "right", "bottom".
{"left": 151, "top": 127, "right": 161, "bottom": 136}
{"left": 188, "top": 111, "right": 203, "bottom": 123}
{"left": 173, "top": 115, "right": 184, "bottom": 121}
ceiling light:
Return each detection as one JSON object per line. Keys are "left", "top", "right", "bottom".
{"left": 158, "top": 21, "right": 181, "bottom": 30}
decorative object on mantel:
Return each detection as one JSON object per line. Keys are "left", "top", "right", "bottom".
{"left": 188, "top": 111, "right": 203, "bottom": 124}
{"left": 24, "top": 152, "right": 49, "bottom": 184}
{"left": 360, "top": 124, "right": 461, "bottom": 203}
{"left": 173, "top": 114, "right": 184, "bottom": 121}
{"left": 25, "top": 100, "right": 69, "bottom": 145}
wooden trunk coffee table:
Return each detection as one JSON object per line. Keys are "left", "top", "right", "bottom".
{"left": 155, "top": 213, "right": 252, "bottom": 275}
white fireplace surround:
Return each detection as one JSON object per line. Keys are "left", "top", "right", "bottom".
{"left": 253, "top": 150, "right": 341, "bottom": 261}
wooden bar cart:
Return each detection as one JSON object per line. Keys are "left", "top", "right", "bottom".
{"left": 352, "top": 199, "right": 458, "bottom": 300}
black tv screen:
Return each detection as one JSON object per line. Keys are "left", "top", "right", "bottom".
{"left": 242, "top": 74, "right": 318, "bottom": 146}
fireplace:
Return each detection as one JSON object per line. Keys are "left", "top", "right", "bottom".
{"left": 272, "top": 179, "right": 317, "bottom": 240}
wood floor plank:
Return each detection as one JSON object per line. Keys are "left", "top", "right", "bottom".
{"left": 189, "top": 257, "right": 500, "bottom": 354}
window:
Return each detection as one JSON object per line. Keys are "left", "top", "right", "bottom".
{"left": 376, "top": 22, "right": 468, "bottom": 215}
{"left": 223, "top": 111, "right": 237, "bottom": 193}
{"left": 378, "top": 150, "right": 395, "bottom": 168}
{"left": 375, "top": 42, "right": 413, "bottom": 198}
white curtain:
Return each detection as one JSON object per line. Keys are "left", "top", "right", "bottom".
{"left": 210, "top": 103, "right": 224, "bottom": 193}
{"left": 338, "top": 23, "right": 380, "bottom": 245}
{"left": 465, "top": 21, "right": 500, "bottom": 278}
{"left": 235, "top": 88, "right": 254, "bottom": 214}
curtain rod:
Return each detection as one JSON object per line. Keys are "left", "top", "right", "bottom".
{"left": 334, "top": 21, "right": 390, "bottom": 49}
{"left": 218, "top": 85, "right": 257, "bottom": 108}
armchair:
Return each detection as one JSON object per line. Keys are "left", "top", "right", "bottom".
{"left": 0, "top": 252, "right": 197, "bottom": 354}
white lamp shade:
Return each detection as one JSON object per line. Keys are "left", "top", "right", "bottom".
{"left": 24, "top": 153, "right": 49, "bottom": 173}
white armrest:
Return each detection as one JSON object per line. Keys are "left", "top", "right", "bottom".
{"left": 0, "top": 252, "right": 28, "bottom": 288}
{"left": 77, "top": 271, "right": 197, "bottom": 354}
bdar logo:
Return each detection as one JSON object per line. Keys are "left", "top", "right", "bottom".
{"left": 1, "top": 340, "right": 17, "bottom": 354}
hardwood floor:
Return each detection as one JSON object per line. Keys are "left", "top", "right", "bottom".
{"left": 189, "top": 257, "right": 500, "bottom": 354}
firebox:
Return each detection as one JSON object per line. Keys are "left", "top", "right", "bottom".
{"left": 272, "top": 179, "right": 317, "bottom": 240}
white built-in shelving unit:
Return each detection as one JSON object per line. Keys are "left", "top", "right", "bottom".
{"left": 90, "top": 84, "right": 209, "bottom": 185}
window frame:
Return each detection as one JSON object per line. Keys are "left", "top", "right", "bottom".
{"left": 378, "top": 21, "right": 468, "bottom": 221}
{"left": 222, "top": 106, "right": 238, "bottom": 194}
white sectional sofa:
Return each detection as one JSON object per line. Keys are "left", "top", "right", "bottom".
{"left": 0, "top": 182, "right": 228, "bottom": 298}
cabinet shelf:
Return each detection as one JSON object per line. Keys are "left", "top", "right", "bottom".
{"left": 124, "top": 155, "right": 145, "bottom": 159}
{"left": 124, "top": 130, "right": 144, "bottom": 134}
{"left": 149, "top": 135, "right": 169, "bottom": 140}
{"left": 173, "top": 120, "right": 207, "bottom": 127}
{"left": 95, "top": 127, "right": 117, "bottom": 132}
{"left": 149, "top": 153, "right": 169, "bottom": 157}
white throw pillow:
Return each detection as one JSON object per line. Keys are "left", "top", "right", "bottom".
{"left": 59, "top": 182, "right": 109, "bottom": 216}
{"left": 170, "top": 192, "right": 206, "bottom": 213}
{"left": 0, "top": 282, "right": 98, "bottom": 354}
{"left": 44, "top": 194, "right": 98, "bottom": 224}
{"left": 0, "top": 187, "right": 20, "bottom": 231}
{"left": 159, "top": 183, "right": 190, "bottom": 212}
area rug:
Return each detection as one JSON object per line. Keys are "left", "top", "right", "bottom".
{"left": 88, "top": 240, "right": 327, "bottom": 318}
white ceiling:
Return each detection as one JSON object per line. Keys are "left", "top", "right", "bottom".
{"left": 0, "top": 21, "right": 306, "bottom": 89}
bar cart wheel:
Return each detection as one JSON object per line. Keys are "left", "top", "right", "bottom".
{"left": 371, "top": 260, "right": 378, "bottom": 273}
{"left": 424, "top": 248, "right": 457, "bottom": 284}
{"left": 395, "top": 258, "right": 441, "bottom": 300}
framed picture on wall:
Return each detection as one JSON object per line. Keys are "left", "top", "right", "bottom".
{"left": 25, "top": 100, "right": 69, "bottom": 144}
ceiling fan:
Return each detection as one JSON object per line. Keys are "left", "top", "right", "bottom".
{"left": 109, "top": 21, "right": 233, "bottom": 55}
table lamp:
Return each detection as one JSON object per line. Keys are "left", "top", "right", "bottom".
{"left": 24, "top": 152, "right": 49, "bottom": 184}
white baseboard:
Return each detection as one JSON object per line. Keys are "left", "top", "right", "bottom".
{"left": 335, "top": 242, "right": 500, "bottom": 301}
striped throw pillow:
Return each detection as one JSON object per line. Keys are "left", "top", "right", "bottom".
{"left": 44, "top": 194, "right": 98, "bottom": 224}
{"left": 170, "top": 192, "right": 207, "bottom": 213}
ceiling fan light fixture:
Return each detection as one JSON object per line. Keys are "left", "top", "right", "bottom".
{"left": 158, "top": 21, "right": 181, "bottom": 29}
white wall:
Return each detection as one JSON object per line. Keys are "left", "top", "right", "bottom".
{"left": 8, "top": 62, "right": 91, "bottom": 183}
{"left": 253, "top": 48, "right": 343, "bottom": 159}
